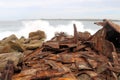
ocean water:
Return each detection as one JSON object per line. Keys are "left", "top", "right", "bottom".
{"left": 0, "top": 19, "right": 120, "bottom": 41}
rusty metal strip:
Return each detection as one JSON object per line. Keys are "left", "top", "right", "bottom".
{"left": 73, "top": 24, "right": 78, "bottom": 44}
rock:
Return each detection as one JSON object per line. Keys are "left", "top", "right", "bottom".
{"left": 1, "top": 34, "right": 18, "bottom": 45}
{"left": 29, "top": 30, "right": 46, "bottom": 40}
{"left": 0, "top": 52, "right": 23, "bottom": 71}
{"left": 19, "top": 36, "right": 26, "bottom": 44}
{"left": 29, "top": 39, "right": 41, "bottom": 44}
{"left": 24, "top": 40, "right": 43, "bottom": 50}
{"left": 0, "top": 34, "right": 25, "bottom": 53}
{"left": 0, "top": 46, "right": 4, "bottom": 52}
{"left": 0, "top": 44, "right": 13, "bottom": 53}
{"left": 0, "top": 40, "right": 25, "bottom": 53}
{"left": 8, "top": 40, "right": 25, "bottom": 52}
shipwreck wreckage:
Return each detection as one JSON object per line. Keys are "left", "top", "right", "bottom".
{"left": 1, "top": 19, "right": 120, "bottom": 80}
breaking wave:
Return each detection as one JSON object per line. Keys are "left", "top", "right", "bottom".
{"left": 0, "top": 20, "right": 96, "bottom": 40}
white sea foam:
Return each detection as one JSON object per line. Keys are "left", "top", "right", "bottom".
{"left": 0, "top": 20, "right": 96, "bottom": 40}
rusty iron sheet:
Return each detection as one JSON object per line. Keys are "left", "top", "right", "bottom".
{"left": 31, "top": 70, "right": 68, "bottom": 80}
{"left": 59, "top": 53, "right": 75, "bottom": 63}
{"left": 75, "top": 58, "right": 92, "bottom": 70}
{"left": 90, "top": 27, "right": 115, "bottom": 58}
{"left": 73, "top": 24, "right": 78, "bottom": 44}
{"left": 95, "top": 19, "right": 120, "bottom": 33}
{"left": 43, "top": 41, "right": 59, "bottom": 49}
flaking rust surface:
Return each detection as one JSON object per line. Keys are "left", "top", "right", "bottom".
{"left": 2, "top": 19, "right": 120, "bottom": 80}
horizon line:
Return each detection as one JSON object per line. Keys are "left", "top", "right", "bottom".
{"left": 20, "top": 18, "right": 120, "bottom": 22}
{"left": 0, "top": 18, "right": 120, "bottom": 22}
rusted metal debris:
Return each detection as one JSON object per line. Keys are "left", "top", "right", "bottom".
{"left": 4, "top": 19, "right": 120, "bottom": 80}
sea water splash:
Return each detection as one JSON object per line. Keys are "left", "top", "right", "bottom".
{"left": 20, "top": 20, "right": 95, "bottom": 40}
{"left": 0, "top": 20, "right": 96, "bottom": 40}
